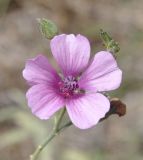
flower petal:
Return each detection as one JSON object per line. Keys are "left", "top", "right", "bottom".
{"left": 79, "top": 51, "right": 122, "bottom": 92}
{"left": 26, "top": 84, "right": 65, "bottom": 119}
{"left": 23, "top": 55, "right": 60, "bottom": 85}
{"left": 50, "top": 34, "right": 90, "bottom": 76}
{"left": 66, "top": 93, "right": 110, "bottom": 129}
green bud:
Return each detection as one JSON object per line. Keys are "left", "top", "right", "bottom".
{"left": 37, "top": 18, "right": 58, "bottom": 39}
{"left": 108, "top": 40, "right": 120, "bottom": 53}
{"left": 100, "top": 29, "right": 120, "bottom": 56}
{"left": 100, "top": 29, "right": 112, "bottom": 45}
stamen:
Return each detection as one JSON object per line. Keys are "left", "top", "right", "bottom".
{"left": 58, "top": 76, "right": 82, "bottom": 98}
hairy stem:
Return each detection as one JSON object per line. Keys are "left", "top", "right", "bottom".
{"left": 30, "top": 108, "right": 69, "bottom": 160}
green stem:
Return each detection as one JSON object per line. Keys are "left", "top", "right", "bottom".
{"left": 30, "top": 108, "right": 70, "bottom": 160}
{"left": 58, "top": 121, "right": 72, "bottom": 131}
{"left": 53, "top": 108, "right": 66, "bottom": 132}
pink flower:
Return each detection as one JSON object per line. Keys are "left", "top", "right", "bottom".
{"left": 23, "top": 34, "right": 122, "bottom": 129}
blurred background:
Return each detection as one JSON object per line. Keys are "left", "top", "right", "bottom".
{"left": 0, "top": 0, "right": 143, "bottom": 160}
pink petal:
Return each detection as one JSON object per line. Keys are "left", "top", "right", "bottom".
{"left": 26, "top": 84, "right": 65, "bottom": 119}
{"left": 23, "top": 55, "right": 60, "bottom": 85}
{"left": 79, "top": 51, "right": 122, "bottom": 92}
{"left": 50, "top": 34, "right": 90, "bottom": 76}
{"left": 66, "top": 93, "right": 110, "bottom": 129}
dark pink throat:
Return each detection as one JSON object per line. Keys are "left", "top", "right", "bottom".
{"left": 58, "top": 76, "right": 80, "bottom": 98}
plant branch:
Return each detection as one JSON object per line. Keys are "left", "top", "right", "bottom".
{"left": 30, "top": 108, "right": 68, "bottom": 160}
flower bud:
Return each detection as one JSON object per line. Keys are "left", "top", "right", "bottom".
{"left": 38, "top": 18, "right": 58, "bottom": 39}
{"left": 100, "top": 29, "right": 120, "bottom": 56}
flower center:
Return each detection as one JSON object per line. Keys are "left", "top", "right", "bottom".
{"left": 58, "top": 76, "right": 81, "bottom": 98}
